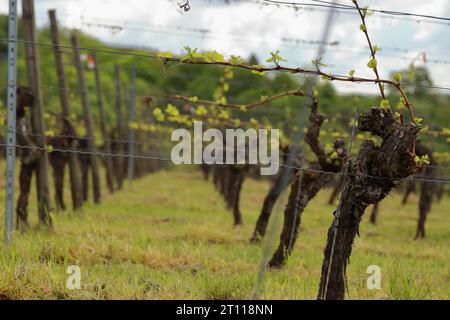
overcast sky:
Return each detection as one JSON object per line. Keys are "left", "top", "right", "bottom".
{"left": 2, "top": 0, "right": 450, "bottom": 94}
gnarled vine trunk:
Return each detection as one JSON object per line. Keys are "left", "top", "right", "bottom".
{"left": 414, "top": 141, "right": 436, "bottom": 239}
{"left": 250, "top": 165, "right": 294, "bottom": 242}
{"left": 402, "top": 180, "right": 416, "bottom": 205}
{"left": 267, "top": 98, "right": 346, "bottom": 268}
{"left": 200, "top": 164, "right": 210, "bottom": 181}
{"left": 268, "top": 167, "right": 331, "bottom": 268}
{"left": 317, "top": 107, "right": 420, "bottom": 300}
{"left": 212, "top": 164, "right": 247, "bottom": 226}
{"left": 369, "top": 202, "right": 379, "bottom": 224}
{"left": 227, "top": 165, "right": 247, "bottom": 225}
{"left": 328, "top": 177, "right": 343, "bottom": 205}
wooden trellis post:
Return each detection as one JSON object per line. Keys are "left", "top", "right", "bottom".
{"left": 127, "top": 66, "right": 136, "bottom": 183}
{"left": 114, "top": 65, "right": 125, "bottom": 189}
{"left": 92, "top": 55, "right": 115, "bottom": 193}
{"left": 48, "top": 9, "right": 83, "bottom": 210}
{"left": 71, "top": 32, "right": 101, "bottom": 203}
{"left": 22, "top": 0, "right": 52, "bottom": 226}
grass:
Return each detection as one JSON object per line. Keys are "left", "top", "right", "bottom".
{"left": 0, "top": 166, "right": 449, "bottom": 300}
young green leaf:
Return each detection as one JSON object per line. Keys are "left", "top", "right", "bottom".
{"left": 396, "top": 97, "right": 406, "bottom": 111}
{"left": 414, "top": 154, "right": 430, "bottom": 166}
{"left": 414, "top": 117, "right": 424, "bottom": 124}
{"left": 251, "top": 65, "right": 266, "bottom": 75}
{"left": 218, "top": 110, "right": 229, "bottom": 120}
{"left": 224, "top": 67, "right": 234, "bottom": 79}
{"left": 367, "top": 58, "right": 377, "bottom": 69}
{"left": 393, "top": 72, "right": 403, "bottom": 83}
{"left": 204, "top": 50, "right": 224, "bottom": 63}
{"left": 165, "top": 104, "right": 180, "bottom": 117}
{"left": 380, "top": 99, "right": 390, "bottom": 110}
{"left": 195, "top": 105, "right": 207, "bottom": 116}
{"left": 153, "top": 108, "right": 165, "bottom": 122}
{"left": 313, "top": 87, "right": 319, "bottom": 97}
{"left": 157, "top": 51, "right": 172, "bottom": 59}
{"left": 266, "top": 50, "right": 287, "bottom": 66}
{"left": 311, "top": 58, "right": 328, "bottom": 69}
{"left": 228, "top": 55, "right": 244, "bottom": 65}
{"left": 188, "top": 96, "right": 198, "bottom": 103}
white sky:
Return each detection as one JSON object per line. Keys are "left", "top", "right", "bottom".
{"left": 2, "top": 0, "right": 450, "bottom": 94}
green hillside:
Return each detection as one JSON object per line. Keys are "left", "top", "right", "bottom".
{"left": 1, "top": 13, "right": 449, "bottom": 155}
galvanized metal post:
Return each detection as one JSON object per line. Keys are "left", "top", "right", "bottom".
{"left": 5, "top": 0, "right": 18, "bottom": 246}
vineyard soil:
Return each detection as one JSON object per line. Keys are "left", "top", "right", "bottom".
{"left": 0, "top": 166, "right": 449, "bottom": 299}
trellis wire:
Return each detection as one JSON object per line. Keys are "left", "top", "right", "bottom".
{"left": 3, "top": 38, "right": 450, "bottom": 93}
{"left": 2, "top": 143, "right": 450, "bottom": 185}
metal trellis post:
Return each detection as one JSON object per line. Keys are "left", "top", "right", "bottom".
{"left": 5, "top": 0, "right": 18, "bottom": 246}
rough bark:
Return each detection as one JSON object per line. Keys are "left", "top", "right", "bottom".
{"left": 328, "top": 177, "right": 343, "bottom": 205}
{"left": 200, "top": 164, "right": 210, "bottom": 181}
{"left": 250, "top": 165, "right": 293, "bottom": 243}
{"left": 436, "top": 183, "right": 444, "bottom": 202}
{"left": 71, "top": 33, "right": 101, "bottom": 203}
{"left": 268, "top": 167, "right": 331, "bottom": 268}
{"left": 15, "top": 87, "right": 40, "bottom": 231}
{"left": 369, "top": 202, "right": 379, "bottom": 225}
{"left": 229, "top": 166, "right": 245, "bottom": 225}
{"left": 211, "top": 163, "right": 248, "bottom": 226}
{"left": 250, "top": 144, "right": 296, "bottom": 242}
{"left": 48, "top": 118, "right": 77, "bottom": 211}
{"left": 92, "top": 55, "right": 115, "bottom": 194}
{"left": 267, "top": 98, "right": 346, "bottom": 268}
{"left": 402, "top": 180, "right": 416, "bottom": 205}
{"left": 48, "top": 9, "right": 83, "bottom": 210}
{"left": 17, "top": 162, "right": 35, "bottom": 231}
{"left": 78, "top": 137, "right": 90, "bottom": 202}
{"left": 317, "top": 107, "right": 419, "bottom": 300}
{"left": 23, "top": 0, "right": 53, "bottom": 227}
{"left": 110, "top": 129, "right": 123, "bottom": 190}
{"left": 414, "top": 141, "right": 436, "bottom": 239}
{"left": 48, "top": 140, "right": 67, "bottom": 211}
{"left": 114, "top": 65, "right": 125, "bottom": 190}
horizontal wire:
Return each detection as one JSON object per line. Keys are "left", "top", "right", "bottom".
{"left": 38, "top": 14, "right": 450, "bottom": 61}
{"left": 6, "top": 125, "right": 450, "bottom": 171}
{"left": 260, "top": 0, "right": 450, "bottom": 22}
{"left": 43, "top": 0, "right": 450, "bottom": 26}
{"left": 2, "top": 143, "right": 449, "bottom": 184}
{"left": 4, "top": 38, "right": 450, "bottom": 92}
{"left": 29, "top": 15, "right": 450, "bottom": 67}
{"left": 35, "top": 15, "right": 341, "bottom": 50}
{"left": 168, "top": 0, "right": 450, "bottom": 26}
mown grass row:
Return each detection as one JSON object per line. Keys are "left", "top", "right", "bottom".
{"left": 0, "top": 166, "right": 449, "bottom": 299}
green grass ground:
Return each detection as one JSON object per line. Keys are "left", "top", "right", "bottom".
{"left": 0, "top": 167, "right": 449, "bottom": 299}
